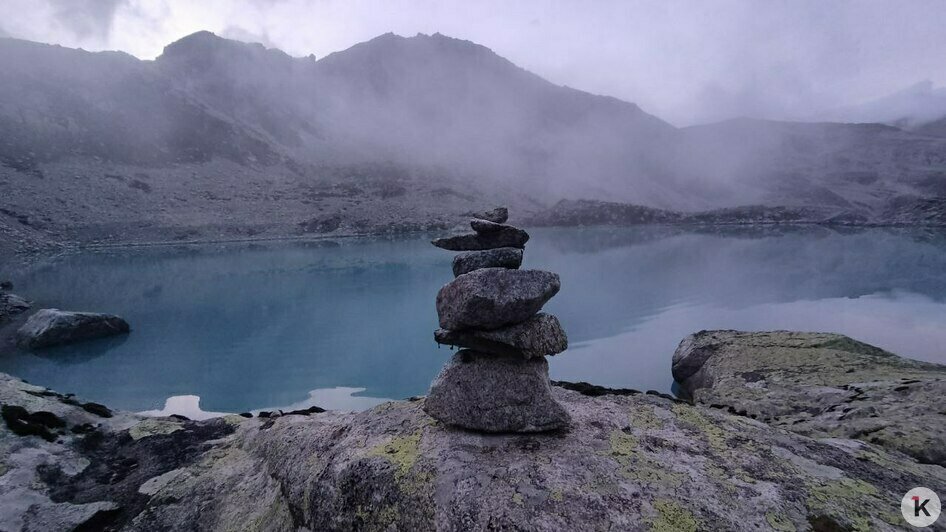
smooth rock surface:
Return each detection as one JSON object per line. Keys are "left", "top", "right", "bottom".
{"left": 452, "top": 247, "right": 522, "bottom": 277}
{"left": 435, "top": 313, "right": 567, "bottom": 358}
{"left": 423, "top": 350, "right": 570, "bottom": 432}
{"left": 15, "top": 308, "right": 130, "bottom": 349}
{"left": 2, "top": 368, "right": 943, "bottom": 531}
{"left": 436, "top": 268, "right": 560, "bottom": 330}
{"left": 673, "top": 330, "right": 946, "bottom": 466}
{"left": 470, "top": 219, "right": 506, "bottom": 233}
{"left": 470, "top": 206, "right": 508, "bottom": 224}
{"left": 0, "top": 292, "right": 30, "bottom": 322}
{"left": 431, "top": 226, "right": 529, "bottom": 251}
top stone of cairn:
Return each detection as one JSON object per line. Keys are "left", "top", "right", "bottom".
{"left": 471, "top": 207, "right": 508, "bottom": 224}
{"left": 431, "top": 207, "right": 524, "bottom": 251}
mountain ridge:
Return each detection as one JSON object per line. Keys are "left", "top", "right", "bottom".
{"left": 1, "top": 31, "right": 945, "bottom": 252}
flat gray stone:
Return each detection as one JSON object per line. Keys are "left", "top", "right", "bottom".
{"left": 470, "top": 219, "right": 508, "bottom": 233}
{"left": 436, "top": 268, "right": 560, "bottom": 330}
{"left": 471, "top": 207, "right": 508, "bottom": 224}
{"left": 435, "top": 313, "right": 567, "bottom": 358}
{"left": 423, "top": 350, "right": 570, "bottom": 432}
{"left": 431, "top": 226, "right": 529, "bottom": 251}
{"left": 16, "top": 308, "right": 130, "bottom": 349}
{"left": 452, "top": 247, "right": 522, "bottom": 277}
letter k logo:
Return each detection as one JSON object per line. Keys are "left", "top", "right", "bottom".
{"left": 914, "top": 495, "right": 931, "bottom": 517}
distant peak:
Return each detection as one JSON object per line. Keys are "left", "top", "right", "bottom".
{"left": 158, "top": 29, "right": 291, "bottom": 66}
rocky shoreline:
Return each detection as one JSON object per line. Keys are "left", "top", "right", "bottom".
{"left": 0, "top": 330, "right": 943, "bottom": 530}
{"left": 4, "top": 195, "right": 946, "bottom": 262}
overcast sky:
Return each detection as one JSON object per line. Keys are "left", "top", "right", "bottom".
{"left": 2, "top": 0, "right": 944, "bottom": 125}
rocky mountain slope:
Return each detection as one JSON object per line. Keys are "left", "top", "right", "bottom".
{"left": 1, "top": 31, "right": 946, "bottom": 251}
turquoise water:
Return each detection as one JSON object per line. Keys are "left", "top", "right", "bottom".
{"left": 2, "top": 226, "right": 946, "bottom": 415}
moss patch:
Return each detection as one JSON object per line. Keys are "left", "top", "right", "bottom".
{"left": 368, "top": 429, "right": 423, "bottom": 480}
{"left": 129, "top": 418, "right": 183, "bottom": 441}
{"left": 671, "top": 403, "right": 727, "bottom": 453}
{"left": 603, "top": 429, "right": 683, "bottom": 487}
{"left": 631, "top": 405, "right": 664, "bottom": 431}
{"left": 766, "top": 512, "right": 796, "bottom": 532}
{"left": 806, "top": 478, "right": 880, "bottom": 532}
{"left": 650, "top": 499, "right": 697, "bottom": 532}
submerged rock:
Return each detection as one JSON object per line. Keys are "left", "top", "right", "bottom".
{"left": 452, "top": 247, "right": 522, "bottom": 277}
{"left": 0, "top": 280, "right": 12, "bottom": 290}
{"left": 435, "top": 313, "right": 567, "bottom": 358}
{"left": 436, "top": 268, "right": 560, "bottom": 330}
{"left": 16, "top": 308, "right": 130, "bottom": 349}
{"left": 423, "top": 350, "right": 570, "bottom": 432}
{"left": 470, "top": 206, "right": 508, "bottom": 224}
{"left": 673, "top": 330, "right": 946, "bottom": 466}
{"left": 431, "top": 225, "right": 529, "bottom": 251}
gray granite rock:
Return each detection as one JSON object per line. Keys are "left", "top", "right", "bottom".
{"left": 1, "top": 363, "right": 944, "bottom": 531}
{"left": 470, "top": 219, "right": 506, "bottom": 233}
{"left": 452, "top": 247, "right": 522, "bottom": 277}
{"left": 431, "top": 226, "right": 529, "bottom": 251}
{"left": 436, "top": 268, "right": 560, "bottom": 330}
{"left": 0, "top": 293, "right": 30, "bottom": 323}
{"left": 16, "top": 308, "right": 130, "bottom": 349}
{"left": 673, "top": 330, "right": 946, "bottom": 466}
{"left": 423, "top": 350, "right": 570, "bottom": 432}
{"left": 435, "top": 313, "right": 567, "bottom": 358}
{"left": 471, "top": 206, "right": 508, "bottom": 224}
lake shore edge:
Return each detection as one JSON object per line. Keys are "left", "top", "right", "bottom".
{"left": 0, "top": 329, "right": 943, "bottom": 530}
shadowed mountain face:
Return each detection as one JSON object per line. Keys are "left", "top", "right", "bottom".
{"left": 1, "top": 30, "right": 945, "bottom": 244}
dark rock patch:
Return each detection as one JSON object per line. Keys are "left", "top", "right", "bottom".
{"left": 16, "top": 308, "right": 130, "bottom": 349}
{"left": 452, "top": 247, "right": 522, "bottom": 276}
{"left": 1, "top": 404, "right": 65, "bottom": 441}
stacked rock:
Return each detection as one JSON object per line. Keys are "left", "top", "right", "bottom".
{"left": 423, "top": 207, "right": 570, "bottom": 432}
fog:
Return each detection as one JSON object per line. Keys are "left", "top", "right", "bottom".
{"left": 1, "top": 0, "right": 945, "bottom": 217}
{"left": 3, "top": 0, "right": 946, "bottom": 126}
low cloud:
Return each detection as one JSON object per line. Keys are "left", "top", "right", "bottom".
{"left": 1, "top": 0, "right": 945, "bottom": 125}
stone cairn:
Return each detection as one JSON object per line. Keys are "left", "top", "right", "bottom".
{"left": 423, "top": 207, "right": 570, "bottom": 432}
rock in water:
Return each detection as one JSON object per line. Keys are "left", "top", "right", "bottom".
{"left": 0, "top": 280, "right": 12, "bottom": 290}
{"left": 423, "top": 350, "right": 570, "bottom": 432}
{"left": 471, "top": 207, "right": 508, "bottom": 224}
{"left": 0, "top": 293, "right": 30, "bottom": 322}
{"left": 436, "top": 268, "right": 559, "bottom": 330}
{"left": 435, "top": 313, "right": 567, "bottom": 358}
{"left": 452, "top": 247, "right": 522, "bottom": 277}
{"left": 16, "top": 309, "right": 130, "bottom": 349}
{"left": 431, "top": 226, "right": 529, "bottom": 251}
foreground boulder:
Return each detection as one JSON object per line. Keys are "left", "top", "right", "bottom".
{"left": 16, "top": 308, "right": 130, "bottom": 349}
{"left": 452, "top": 247, "right": 523, "bottom": 277}
{"left": 424, "top": 350, "right": 570, "bottom": 432}
{"left": 436, "top": 268, "right": 560, "bottom": 330}
{"left": 673, "top": 330, "right": 946, "bottom": 466}
{"left": 435, "top": 313, "right": 567, "bottom": 358}
{"left": 0, "top": 370, "right": 942, "bottom": 531}
{"left": 431, "top": 225, "right": 529, "bottom": 251}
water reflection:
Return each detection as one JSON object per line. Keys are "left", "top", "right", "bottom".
{"left": 0, "top": 226, "right": 944, "bottom": 412}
